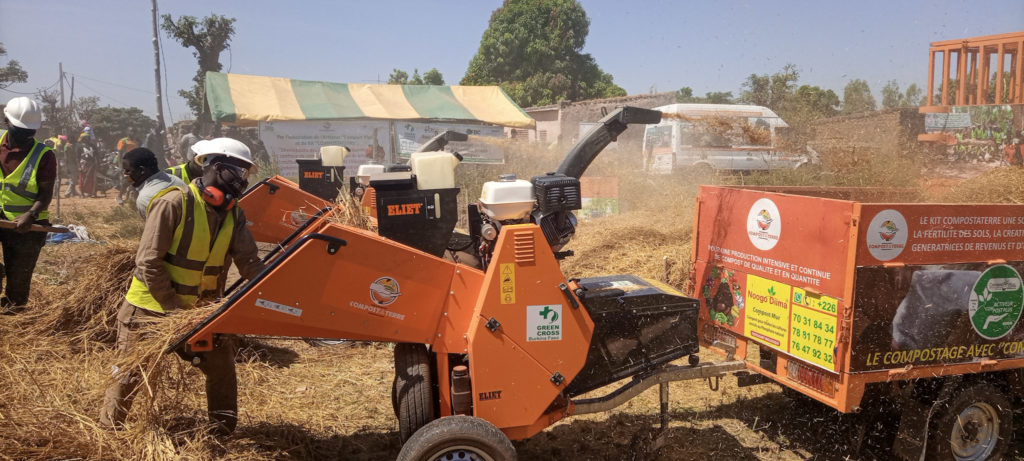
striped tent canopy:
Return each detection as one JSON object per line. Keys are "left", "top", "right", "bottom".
{"left": 205, "top": 72, "right": 535, "bottom": 129}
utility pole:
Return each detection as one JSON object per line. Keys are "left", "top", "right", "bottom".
{"left": 151, "top": 0, "right": 168, "bottom": 167}
{"left": 59, "top": 63, "right": 65, "bottom": 108}
{"left": 57, "top": 62, "right": 65, "bottom": 218}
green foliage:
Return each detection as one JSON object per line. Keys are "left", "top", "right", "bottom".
{"left": 388, "top": 68, "right": 445, "bottom": 85}
{"left": 881, "top": 80, "right": 923, "bottom": 108}
{"left": 461, "top": 0, "right": 625, "bottom": 107}
{"left": 842, "top": 79, "right": 876, "bottom": 114}
{"left": 739, "top": 63, "right": 799, "bottom": 110}
{"left": 79, "top": 106, "right": 155, "bottom": 147}
{"left": 422, "top": 69, "right": 444, "bottom": 85}
{"left": 784, "top": 84, "right": 839, "bottom": 124}
{"left": 676, "top": 87, "right": 734, "bottom": 104}
{"left": 0, "top": 42, "right": 27, "bottom": 90}
{"left": 160, "top": 14, "right": 236, "bottom": 128}
{"left": 388, "top": 69, "right": 409, "bottom": 84}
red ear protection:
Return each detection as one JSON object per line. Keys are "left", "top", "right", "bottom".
{"left": 200, "top": 185, "right": 235, "bottom": 210}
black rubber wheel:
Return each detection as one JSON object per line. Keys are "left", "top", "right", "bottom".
{"left": 927, "top": 383, "right": 1013, "bottom": 461}
{"left": 391, "top": 375, "right": 399, "bottom": 417}
{"left": 395, "top": 343, "right": 437, "bottom": 442}
{"left": 396, "top": 415, "right": 516, "bottom": 461}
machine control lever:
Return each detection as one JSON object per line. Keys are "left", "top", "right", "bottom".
{"left": 559, "top": 283, "right": 579, "bottom": 309}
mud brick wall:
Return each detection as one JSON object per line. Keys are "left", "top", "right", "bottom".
{"left": 810, "top": 109, "right": 925, "bottom": 154}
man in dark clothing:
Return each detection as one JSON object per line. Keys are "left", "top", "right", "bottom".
{"left": 0, "top": 97, "right": 56, "bottom": 311}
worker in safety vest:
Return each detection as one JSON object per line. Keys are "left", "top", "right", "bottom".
{"left": 115, "top": 131, "right": 140, "bottom": 205}
{"left": 0, "top": 97, "right": 56, "bottom": 313}
{"left": 120, "top": 147, "right": 185, "bottom": 219}
{"left": 100, "top": 137, "right": 263, "bottom": 434}
{"left": 165, "top": 138, "right": 207, "bottom": 183}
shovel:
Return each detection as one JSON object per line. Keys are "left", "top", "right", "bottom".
{"left": 0, "top": 220, "right": 71, "bottom": 233}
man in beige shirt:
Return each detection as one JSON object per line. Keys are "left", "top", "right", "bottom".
{"left": 100, "top": 137, "right": 263, "bottom": 434}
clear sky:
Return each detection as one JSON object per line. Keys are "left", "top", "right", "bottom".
{"left": 2, "top": 0, "right": 1022, "bottom": 122}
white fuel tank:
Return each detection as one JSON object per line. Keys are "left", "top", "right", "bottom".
{"left": 410, "top": 151, "right": 461, "bottom": 190}
{"left": 479, "top": 175, "right": 535, "bottom": 221}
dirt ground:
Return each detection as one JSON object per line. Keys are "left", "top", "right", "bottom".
{"left": 2, "top": 164, "right": 1023, "bottom": 460}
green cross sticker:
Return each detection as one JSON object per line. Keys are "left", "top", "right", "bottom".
{"left": 540, "top": 306, "right": 558, "bottom": 323}
{"left": 969, "top": 265, "right": 1024, "bottom": 340}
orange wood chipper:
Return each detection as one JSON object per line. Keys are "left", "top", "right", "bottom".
{"left": 170, "top": 107, "right": 746, "bottom": 460}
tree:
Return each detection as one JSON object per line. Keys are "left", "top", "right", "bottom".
{"left": 422, "top": 68, "right": 444, "bottom": 85}
{"left": 409, "top": 69, "right": 424, "bottom": 85}
{"left": 675, "top": 87, "right": 694, "bottom": 102}
{"left": 0, "top": 42, "right": 27, "bottom": 90}
{"left": 881, "top": 80, "right": 902, "bottom": 109}
{"left": 388, "top": 69, "right": 409, "bottom": 84}
{"left": 842, "top": 79, "right": 876, "bottom": 114}
{"left": 676, "top": 87, "right": 734, "bottom": 104}
{"left": 784, "top": 85, "right": 839, "bottom": 124}
{"left": 461, "top": 0, "right": 625, "bottom": 107}
{"left": 389, "top": 68, "right": 445, "bottom": 85}
{"left": 903, "top": 83, "right": 923, "bottom": 107}
{"left": 739, "top": 64, "right": 799, "bottom": 111}
{"left": 882, "top": 80, "right": 923, "bottom": 108}
{"left": 161, "top": 14, "right": 236, "bottom": 130}
{"left": 80, "top": 106, "right": 156, "bottom": 148}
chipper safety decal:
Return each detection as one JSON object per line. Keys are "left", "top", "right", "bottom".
{"left": 500, "top": 263, "right": 516, "bottom": 304}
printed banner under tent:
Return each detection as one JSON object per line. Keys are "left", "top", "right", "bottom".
{"left": 259, "top": 120, "right": 390, "bottom": 178}
{"left": 397, "top": 121, "right": 504, "bottom": 164}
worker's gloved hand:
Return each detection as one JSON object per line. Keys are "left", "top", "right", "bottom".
{"left": 13, "top": 212, "right": 34, "bottom": 233}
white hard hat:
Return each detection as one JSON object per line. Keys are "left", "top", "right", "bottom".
{"left": 3, "top": 97, "right": 43, "bottom": 130}
{"left": 188, "top": 139, "right": 212, "bottom": 162}
{"left": 195, "top": 137, "right": 254, "bottom": 168}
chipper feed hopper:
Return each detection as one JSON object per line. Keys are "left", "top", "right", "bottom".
{"left": 171, "top": 107, "right": 741, "bottom": 460}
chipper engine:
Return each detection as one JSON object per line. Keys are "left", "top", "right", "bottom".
{"left": 171, "top": 107, "right": 741, "bottom": 460}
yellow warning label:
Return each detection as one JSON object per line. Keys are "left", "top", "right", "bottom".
{"left": 500, "top": 263, "right": 516, "bottom": 304}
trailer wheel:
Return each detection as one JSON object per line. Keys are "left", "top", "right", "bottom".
{"left": 395, "top": 343, "right": 437, "bottom": 442}
{"left": 396, "top": 415, "right": 516, "bottom": 461}
{"left": 927, "top": 383, "right": 1012, "bottom": 461}
{"left": 391, "top": 375, "right": 399, "bottom": 417}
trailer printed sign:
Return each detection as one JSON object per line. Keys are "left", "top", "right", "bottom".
{"left": 526, "top": 304, "right": 562, "bottom": 341}
{"left": 702, "top": 267, "right": 840, "bottom": 372}
{"left": 744, "top": 274, "right": 790, "bottom": 347}
{"left": 852, "top": 262, "right": 1024, "bottom": 372}
{"left": 857, "top": 204, "right": 1024, "bottom": 265}
{"left": 969, "top": 265, "right": 1023, "bottom": 340}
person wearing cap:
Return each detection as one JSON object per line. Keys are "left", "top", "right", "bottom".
{"left": 0, "top": 97, "right": 56, "bottom": 312}
{"left": 100, "top": 137, "right": 264, "bottom": 434}
{"left": 120, "top": 147, "right": 185, "bottom": 219}
{"left": 165, "top": 138, "right": 206, "bottom": 184}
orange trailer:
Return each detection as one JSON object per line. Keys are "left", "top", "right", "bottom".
{"left": 693, "top": 185, "right": 1024, "bottom": 460}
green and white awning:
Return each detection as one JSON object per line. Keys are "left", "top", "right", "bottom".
{"left": 205, "top": 72, "right": 534, "bottom": 129}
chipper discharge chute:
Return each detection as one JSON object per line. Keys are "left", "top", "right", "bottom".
{"left": 170, "top": 107, "right": 741, "bottom": 461}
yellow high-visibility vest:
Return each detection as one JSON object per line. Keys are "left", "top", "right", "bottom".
{"left": 125, "top": 182, "right": 237, "bottom": 313}
{"left": 0, "top": 130, "right": 52, "bottom": 221}
{"left": 166, "top": 163, "right": 192, "bottom": 184}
